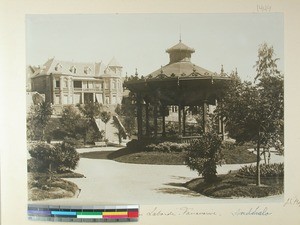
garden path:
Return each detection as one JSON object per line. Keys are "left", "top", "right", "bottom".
{"left": 31, "top": 147, "right": 283, "bottom": 205}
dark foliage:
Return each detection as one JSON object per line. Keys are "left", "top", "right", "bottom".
{"left": 185, "top": 132, "right": 223, "bottom": 183}
{"left": 28, "top": 141, "right": 80, "bottom": 173}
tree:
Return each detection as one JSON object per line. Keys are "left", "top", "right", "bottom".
{"left": 29, "top": 141, "right": 79, "bottom": 173}
{"left": 185, "top": 132, "right": 223, "bottom": 183}
{"left": 77, "top": 102, "right": 102, "bottom": 144}
{"left": 60, "top": 105, "right": 86, "bottom": 140}
{"left": 100, "top": 111, "right": 111, "bottom": 140}
{"left": 115, "top": 93, "right": 136, "bottom": 137}
{"left": 217, "top": 43, "right": 283, "bottom": 186}
{"left": 77, "top": 102, "right": 102, "bottom": 122}
{"left": 27, "top": 101, "right": 53, "bottom": 141}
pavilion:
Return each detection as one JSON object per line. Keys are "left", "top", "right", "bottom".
{"left": 124, "top": 40, "right": 232, "bottom": 141}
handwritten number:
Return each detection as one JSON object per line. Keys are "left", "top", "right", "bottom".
{"left": 257, "top": 5, "right": 272, "bottom": 13}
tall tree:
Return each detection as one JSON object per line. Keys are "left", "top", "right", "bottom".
{"left": 60, "top": 105, "right": 86, "bottom": 140}
{"left": 77, "top": 102, "right": 102, "bottom": 144}
{"left": 100, "top": 111, "right": 111, "bottom": 140}
{"left": 217, "top": 43, "right": 283, "bottom": 186}
{"left": 115, "top": 93, "right": 137, "bottom": 137}
{"left": 27, "top": 101, "right": 53, "bottom": 141}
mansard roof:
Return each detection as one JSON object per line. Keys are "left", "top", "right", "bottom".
{"left": 32, "top": 57, "right": 122, "bottom": 78}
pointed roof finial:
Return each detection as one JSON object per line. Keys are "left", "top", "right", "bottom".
{"left": 160, "top": 65, "right": 163, "bottom": 74}
{"left": 179, "top": 25, "right": 182, "bottom": 42}
{"left": 135, "top": 68, "right": 138, "bottom": 76}
{"left": 221, "top": 64, "right": 224, "bottom": 74}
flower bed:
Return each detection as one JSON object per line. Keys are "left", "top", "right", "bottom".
{"left": 238, "top": 163, "right": 284, "bottom": 178}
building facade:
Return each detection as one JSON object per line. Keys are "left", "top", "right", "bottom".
{"left": 30, "top": 57, "right": 123, "bottom": 113}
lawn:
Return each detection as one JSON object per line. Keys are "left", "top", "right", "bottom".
{"left": 221, "top": 144, "right": 257, "bottom": 164}
{"left": 80, "top": 150, "right": 186, "bottom": 165}
{"left": 184, "top": 171, "right": 283, "bottom": 198}
{"left": 80, "top": 143, "right": 257, "bottom": 165}
{"left": 112, "top": 152, "right": 186, "bottom": 165}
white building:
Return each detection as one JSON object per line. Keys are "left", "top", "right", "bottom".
{"left": 30, "top": 57, "right": 123, "bottom": 113}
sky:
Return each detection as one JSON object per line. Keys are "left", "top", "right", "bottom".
{"left": 26, "top": 13, "right": 284, "bottom": 81}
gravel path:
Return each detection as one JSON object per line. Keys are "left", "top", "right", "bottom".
{"left": 31, "top": 148, "right": 284, "bottom": 205}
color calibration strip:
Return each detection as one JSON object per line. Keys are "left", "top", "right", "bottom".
{"left": 28, "top": 204, "right": 139, "bottom": 222}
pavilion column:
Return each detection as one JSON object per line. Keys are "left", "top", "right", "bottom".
{"left": 178, "top": 105, "right": 182, "bottom": 136}
{"left": 202, "top": 101, "right": 208, "bottom": 133}
{"left": 153, "top": 102, "right": 158, "bottom": 139}
{"left": 182, "top": 106, "right": 186, "bottom": 136}
{"left": 162, "top": 105, "right": 166, "bottom": 137}
{"left": 145, "top": 102, "right": 150, "bottom": 137}
{"left": 218, "top": 100, "right": 225, "bottom": 140}
{"left": 136, "top": 93, "right": 143, "bottom": 140}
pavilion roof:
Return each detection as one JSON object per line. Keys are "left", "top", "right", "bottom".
{"left": 148, "top": 61, "right": 215, "bottom": 78}
{"left": 166, "top": 41, "right": 195, "bottom": 53}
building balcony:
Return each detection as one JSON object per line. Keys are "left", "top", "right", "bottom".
{"left": 73, "top": 87, "right": 102, "bottom": 92}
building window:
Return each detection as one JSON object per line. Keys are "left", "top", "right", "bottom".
{"left": 54, "top": 94, "right": 60, "bottom": 104}
{"left": 82, "top": 81, "right": 87, "bottom": 89}
{"left": 63, "top": 79, "right": 68, "bottom": 88}
{"left": 55, "top": 80, "right": 60, "bottom": 88}
{"left": 84, "top": 67, "right": 91, "bottom": 74}
{"left": 112, "top": 81, "right": 116, "bottom": 89}
{"left": 55, "top": 63, "right": 62, "bottom": 71}
{"left": 74, "top": 81, "right": 82, "bottom": 88}
{"left": 95, "top": 94, "right": 103, "bottom": 104}
{"left": 69, "top": 66, "right": 77, "bottom": 74}
{"left": 88, "top": 81, "right": 93, "bottom": 89}
{"left": 105, "top": 81, "right": 109, "bottom": 90}
{"left": 63, "top": 95, "right": 68, "bottom": 104}
{"left": 112, "top": 95, "right": 117, "bottom": 104}
{"left": 105, "top": 96, "right": 110, "bottom": 104}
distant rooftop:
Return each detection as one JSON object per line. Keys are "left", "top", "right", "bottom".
{"left": 31, "top": 57, "right": 122, "bottom": 78}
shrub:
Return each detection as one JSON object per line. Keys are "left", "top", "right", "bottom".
{"left": 29, "top": 142, "right": 56, "bottom": 172}
{"left": 238, "top": 163, "right": 284, "bottom": 178}
{"left": 29, "top": 141, "right": 80, "bottom": 173}
{"left": 145, "top": 142, "right": 189, "bottom": 153}
{"left": 126, "top": 139, "right": 150, "bottom": 151}
{"left": 27, "top": 158, "right": 46, "bottom": 173}
{"left": 53, "top": 142, "right": 80, "bottom": 172}
{"left": 185, "top": 132, "right": 223, "bottom": 183}
{"left": 63, "top": 137, "right": 83, "bottom": 148}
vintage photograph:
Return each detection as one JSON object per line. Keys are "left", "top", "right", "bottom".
{"left": 26, "top": 13, "right": 284, "bottom": 206}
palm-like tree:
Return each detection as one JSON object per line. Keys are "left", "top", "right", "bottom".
{"left": 100, "top": 111, "right": 111, "bottom": 140}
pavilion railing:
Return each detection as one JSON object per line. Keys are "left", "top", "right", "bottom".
{"left": 180, "top": 134, "right": 227, "bottom": 143}
{"left": 180, "top": 136, "right": 202, "bottom": 144}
